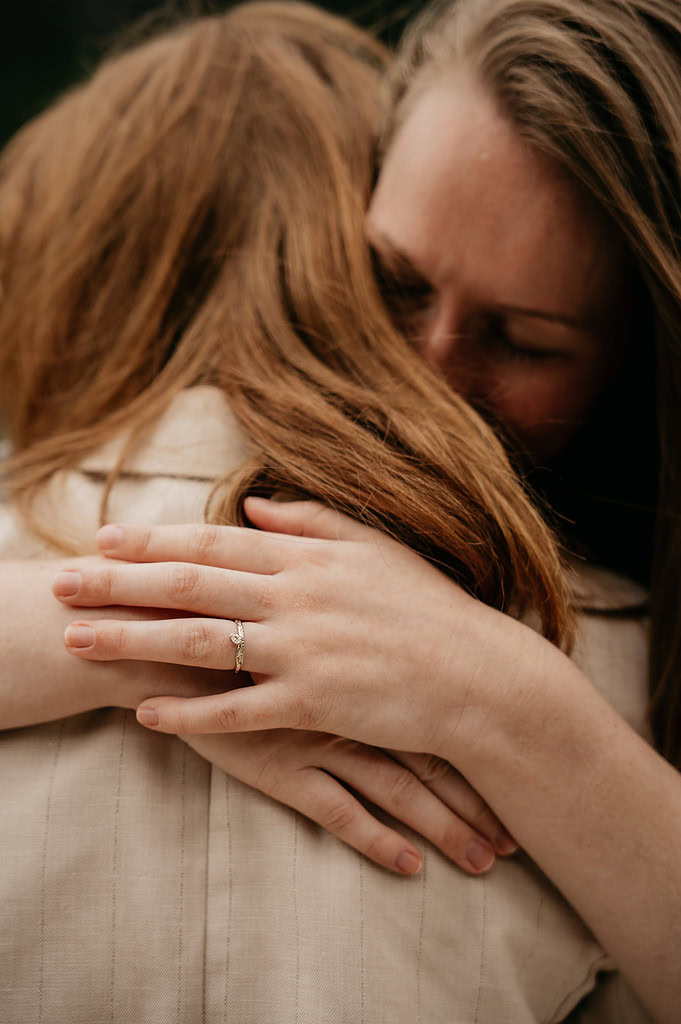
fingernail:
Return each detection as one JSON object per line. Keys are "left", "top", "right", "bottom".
{"left": 64, "top": 624, "right": 95, "bottom": 649}
{"left": 137, "top": 707, "right": 159, "bottom": 728}
{"left": 466, "top": 840, "right": 495, "bottom": 872}
{"left": 97, "top": 525, "right": 123, "bottom": 550}
{"left": 53, "top": 570, "right": 82, "bottom": 597}
{"left": 395, "top": 850, "right": 422, "bottom": 874}
{"left": 494, "top": 829, "right": 518, "bottom": 855}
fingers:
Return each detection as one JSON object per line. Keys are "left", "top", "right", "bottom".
{"left": 244, "top": 496, "right": 371, "bottom": 541}
{"left": 182, "top": 732, "right": 424, "bottom": 876}
{"left": 52, "top": 562, "right": 270, "bottom": 619}
{"left": 270, "top": 766, "right": 425, "bottom": 876}
{"left": 135, "top": 681, "right": 315, "bottom": 734}
{"left": 63, "top": 617, "right": 270, "bottom": 673}
{"left": 95, "top": 522, "right": 287, "bottom": 573}
{"left": 325, "top": 743, "right": 497, "bottom": 874}
{"left": 389, "top": 751, "right": 518, "bottom": 856}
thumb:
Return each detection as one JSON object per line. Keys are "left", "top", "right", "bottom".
{"left": 244, "top": 497, "right": 370, "bottom": 541}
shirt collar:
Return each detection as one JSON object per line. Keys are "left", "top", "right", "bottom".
{"left": 79, "top": 386, "right": 249, "bottom": 480}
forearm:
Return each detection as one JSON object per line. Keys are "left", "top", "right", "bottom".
{"left": 0, "top": 559, "right": 217, "bottom": 729}
{"left": 0, "top": 559, "right": 126, "bottom": 727}
{"left": 445, "top": 634, "right": 681, "bottom": 1024}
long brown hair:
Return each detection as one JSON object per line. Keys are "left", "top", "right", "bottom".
{"left": 0, "top": 1, "right": 572, "bottom": 643}
{"left": 388, "top": 0, "right": 681, "bottom": 766}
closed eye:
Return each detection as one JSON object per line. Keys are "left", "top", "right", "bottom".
{"left": 370, "top": 245, "right": 434, "bottom": 329}
{"left": 482, "top": 315, "right": 567, "bottom": 362}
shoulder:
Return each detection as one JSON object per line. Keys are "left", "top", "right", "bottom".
{"left": 567, "top": 561, "right": 650, "bottom": 740}
{"left": 80, "top": 385, "right": 249, "bottom": 480}
{"left": 567, "top": 560, "right": 648, "bottom": 615}
{"left": 0, "top": 386, "right": 251, "bottom": 557}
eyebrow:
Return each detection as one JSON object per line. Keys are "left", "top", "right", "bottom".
{"left": 369, "top": 238, "right": 432, "bottom": 287}
{"left": 371, "top": 235, "right": 594, "bottom": 332}
{"left": 496, "top": 304, "right": 593, "bottom": 331}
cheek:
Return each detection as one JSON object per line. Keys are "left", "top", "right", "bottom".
{"left": 481, "top": 363, "right": 603, "bottom": 461}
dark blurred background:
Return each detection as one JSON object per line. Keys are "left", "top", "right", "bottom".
{"left": 1, "top": 0, "right": 423, "bottom": 146}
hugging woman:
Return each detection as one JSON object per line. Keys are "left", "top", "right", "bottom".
{"left": 0, "top": 2, "right": 666, "bottom": 1022}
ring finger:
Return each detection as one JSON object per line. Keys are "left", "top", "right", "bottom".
{"left": 63, "top": 616, "right": 272, "bottom": 674}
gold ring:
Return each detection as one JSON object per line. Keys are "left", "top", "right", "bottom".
{"left": 230, "top": 619, "right": 245, "bottom": 672}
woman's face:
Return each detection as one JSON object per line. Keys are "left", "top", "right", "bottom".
{"left": 367, "top": 77, "right": 636, "bottom": 462}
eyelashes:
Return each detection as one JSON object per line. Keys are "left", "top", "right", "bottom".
{"left": 370, "top": 247, "right": 434, "bottom": 336}
{"left": 369, "top": 247, "right": 564, "bottom": 362}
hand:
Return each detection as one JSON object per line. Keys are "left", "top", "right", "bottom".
{"left": 0, "top": 556, "right": 228, "bottom": 730}
{"left": 184, "top": 731, "right": 517, "bottom": 874}
{"left": 52, "top": 498, "right": 529, "bottom": 757}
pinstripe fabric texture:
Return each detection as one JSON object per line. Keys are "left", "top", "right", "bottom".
{"left": 0, "top": 388, "right": 653, "bottom": 1023}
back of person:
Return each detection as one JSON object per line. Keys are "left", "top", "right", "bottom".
{"left": 0, "top": 386, "right": 652, "bottom": 1023}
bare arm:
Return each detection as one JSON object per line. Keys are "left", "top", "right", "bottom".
{"left": 446, "top": 633, "right": 681, "bottom": 1024}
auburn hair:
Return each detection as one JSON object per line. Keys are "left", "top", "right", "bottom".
{"left": 0, "top": 1, "right": 572, "bottom": 644}
{"left": 388, "top": 0, "right": 681, "bottom": 766}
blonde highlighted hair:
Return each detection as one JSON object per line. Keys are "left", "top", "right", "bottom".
{"left": 0, "top": 1, "right": 572, "bottom": 643}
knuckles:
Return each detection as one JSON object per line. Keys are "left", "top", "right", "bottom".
{"left": 361, "top": 832, "right": 392, "bottom": 867}
{"left": 412, "top": 754, "right": 453, "bottom": 786}
{"left": 91, "top": 622, "right": 128, "bottom": 657}
{"left": 107, "top": 624, "right": 129, "bottom": 657}
{"left": 85, "top": 567, "right": 116, "bottom": 603}
{"left": 214, "top": 700, "right": 243, "bottom": 732}
{"left": 174, "top": 621, "right": 216, "bottom": 663}
{"left": 130, "top": 525, "right": 154, "bottom": 558}
{"left": 290, "top": 687, "right": 328, "bottom": 731}
{"left": 296, "top": 543, "right": 334, "bottom": 572}
{"left": 190, "top": 524, "right": 223, "bottom": 564}
{"left": 270, "top": 680, "right": 326, "bottom": 732}
{"left": 166, "top": 564, "right": 202, "bottom": 604}
{"left": 470, "top": 803, "right": 498, "bottom": 836}
{"left": 285, "top": 579, "right": 331, "bottom": 616}
{"left": 318, "top": 797, "right": 358, "bottom": 834}
{"left": 386, "top": 767, "right": 421, "bottom": 808}
{"left": 251, "top": 582, "right": 277, "bottom": 614}
{"left": 439, "top": 822, "right": 470, "bottom": 855}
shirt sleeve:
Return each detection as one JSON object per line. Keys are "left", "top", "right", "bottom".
{"left": 565, "top": 970, "right": 655, "bottom": 1023}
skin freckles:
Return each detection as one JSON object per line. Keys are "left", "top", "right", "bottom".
{"left": 368, "top": 76, "right": 638, "bottom": 462}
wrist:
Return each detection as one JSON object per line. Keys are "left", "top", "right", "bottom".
{"left": 433, "top": 610, "right": 596, "bottom": 782}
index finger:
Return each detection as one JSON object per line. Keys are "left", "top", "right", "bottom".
{"left": 96, "top": 523, "right": 294, "bottom": 575}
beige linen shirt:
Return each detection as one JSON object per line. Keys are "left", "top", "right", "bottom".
{"left": 0, "top": 387, "right": 653, "bottom": 1023}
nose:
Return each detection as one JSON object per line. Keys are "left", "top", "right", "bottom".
{"left": 420, "top": 307, "right": 481, "bottom": 403}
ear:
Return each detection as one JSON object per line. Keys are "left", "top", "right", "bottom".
{"left": 244, "top": 497, "right": 371, "bottom": 541}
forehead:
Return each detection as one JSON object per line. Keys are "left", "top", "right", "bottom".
{"left": 369, "top": 78, "right": 623, "bottom": 322}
